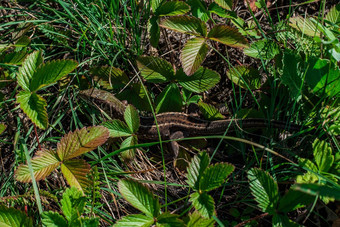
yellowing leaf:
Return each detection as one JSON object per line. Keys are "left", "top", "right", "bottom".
{"left": 60, "top": 159, "right": 91, "bottom": 193}
{"left": 15, "top": 149, "right": 60, "bottom": 182}
{"left": 16, "top": 91, "right": 48, "bottom": 129}
{"left": 207, "top": 25, "right": 249, "bottom": 48}
{"left": 57, "top": 126, "right": 109, "bottom": 160}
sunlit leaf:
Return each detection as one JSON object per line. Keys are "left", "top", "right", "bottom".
{"left": 178, "top": 67, "right": 221, "bottom": 93}
{"left": 120, "top": 136, "right": 138, "bottom": 160}
{"left": 199, "top": 163, "right": 234, "bottom": 191}
{"left": 61, "top": 187, "right": 86, "bottom": 223}
{"left": 160, "top": 16, "right": 207, "bottom": 37}
{"left": 243, "top": 39, "right": 280, "bottom": 60}
{"left": 248, "top": 168, "right": 279, "bottom": 214}
{"left": 207, "top": 25, "right": 248, "bottom": 48}
{"left": 124, "top": 105, "right": 140, "bottom": 133}
{"left": 15, "top": 149, "right": 60, "bottom": 182}
{"left": 313, "top": 139, "right": 334, "bottom": 172}
{"left": 214, "top": 0, "right": 232, "bottom": 10}
{"left": 41, "top": 211, "right": 67, "bottom": 227}
{"left": 56, "top": 126, "right": 109, "bottom": 160}
{"left": 292, "top": 184, "right": 340, "bottom": 200}
{"left": 30, "top": 59, "right": 78, "bottom": 92}
{"left": 227, "top": 65, "right": 261, "bottom": 90}
{"left": 155, "top": 83, "right": 183, "bottom": 113}
{"left": 198, "top": 101, "right": 225, "bottom": 120}
{"left": 103, "top": 120, "right": 133, "bottom": 137}
{"left": 90, "top": 65, "right": 129, "bottom": 90}
{"left": 187, "top": 211, "right": 215, "bottom": 227}
{"left": 156, "top": 1, "right": 190, "bottom": 16}
{"left": 151, "top": 0, "right": 162, "bottom": 12}
{"left": 16, "top": 91, "right": 48, "bottom": 129}
{"left": 114, "top": 214, "right": 154, "bottom": 227}
{"left": 137, "top": 56, "right": 174, "bottom": 83}
{"left": 0, "top": 123, "right": 6, "bottom": 135}
{"left": 189, "top": 192, "right": 215, "bottom": 218}
{"left": 0, "top": 205, "right": 33, "bottom": 227}
{"left": 17, "top": 50, "right": 43, "bottom": 91}
{"left": 118, "top": 179, "right": 160, "bottom": 217}
{"left": 181, "top": 37, "right": 209, "bottom": 76}
{"left": 187, "top": 152, "right": 210, "bottom": 190}
{"left": 188, "top": 0, "right": 210, "bottom": 22}
{"left": 289, "top": 16, "right": 321, "bottom": 37}
{"left": 325, "top": 4, "right": 340, "bottom": 25}
{"left": 61, "top": 159, "right": 91, "bottom": 193}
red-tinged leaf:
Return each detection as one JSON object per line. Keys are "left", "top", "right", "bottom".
{"left": 181, "top": 37, "right": 209, "bottom": 76}
{"left": 15, "top": 149, "right": 60, "bottom": 182}
{"left": 57, "top": 126, "right": 109, "bottom": 161}
{"left": 60, "top": 159, "right": 91, "bottom": 193}
{"left": 207, "top": 25, "right": 249, "bottom": 48}
{"left": 160, "top": 16, "right": 207, "bottom": 37}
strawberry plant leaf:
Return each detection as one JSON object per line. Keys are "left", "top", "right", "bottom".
{"left": 199, "top": 163, "right": 234, "bottom": 191}
{"left": 118, "top": 179, "right": 160, "bottom": 217}
{"left": 0, "top": 205, "right": 33, "bottom": 227}
{"left": 137, "top": 56, "right": 174, "bottom": 83}
{"left": 243, "top": 39, "right": 280, "bottom": 60}
{"left": 227, "top": 65, "right": 261, "bottom": 90}
{"left": 17, "top": 50, "right": 43, "bottom": 91}
{"left": 189, "top": 192, "right": 215, "bottom": 218}
{"left": 115, "top": 214, "right": 154, "bottom": 227}
{"left": 0, "top": 123, "right": 6, "bottom": 135}
{"left": 155, "top": 83, "right": 183, "bottom": 113}
{"left": 41, "top": 211, "right": 68, "bottom": 227}
{"left": 156, "top": 1, "right": 190, "bottom": 16}
{"left": 61, "top": 187, "right": 86, "bottom": 223}
{"left": 103, "top": 119, "right": 132, "bottom": 137}
{"left": 60, "top": 159, "right": 91, "bottom": 193}
{"left": 278, "top": 188, "right": 314, "bottom": 213}
{"left": 178, "top": 67, "right": 221, "bottom": 93}
{"left": 292, "top": 184, "right": 340, "bottom": 200}
{"left": 209, "top": 2, "right": 236, "bottom": 18}
{"left": 117, "top": 83, "right": 151, "bottom": 112}
{"left": 124, "top": 105, "right": 140, "bottom": 133}
{"left": 57, "top": 126, "right": 109, "bottom": 160}
{"left": 289, "top": 16, "right": 321, "bottom": 37}
{"left": 29, "top": 59, "right": 78, "bottom": 92}
{"left": 325, "top": 4, "right": 340, "bottom": 25}
{"left": 160, "top": 16, "right": 207, "bottom": 37}
{"left": 313, "top": 139, "right": 334, "bottom": 172}
{"left": 90, "top": 65, "right": 129, "bottom": 90}
{"left": 149, "top": 16, "right": 160, "bottom": 47}
{"left": 207, "top": 25, "right": 248, "bottom": 48}
{"left": 157, "top": 212, "right": 184, "bottom": 226}
{"left": 187, "top": 152, "right": 210, "bottom": 190}
{"left": 180, "top": 37, "right": 209, "bottom": 76}
{"left": 15, "top": 149, "right": 60, "bottom": 182}
{"left": 151, "top": 0, "right": 162, "bottom": 13}
{"left": 187, "top": 211, "right": 215, "bottom": 227}
{"left": 272, "top": 214, "right": 299, "bottom": 227}
{"left": 214, "top": 0, "right": 232, "bottom": 10}
{"left": 198, "top": 101, "right": 225, "bottom": 120}
{"left": 0, "top": 49, "right": 27, "bottom": 65}
{"left": 247, "top": 168, "right": 279, "bottom": 214}
{"left": 16, "top": 91, "right": 48, "bottom": 129}
{"left": 187, "top": 0, "right": 210, "bottom": 22}
{"left": 120, "top": 136, "right": 138, "bottom": 160}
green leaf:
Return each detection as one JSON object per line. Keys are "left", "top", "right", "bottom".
{"left": 61, "top": 187, "right": 86, "bottom": 223}
{"left": 137, "top": 56, "right": 174, "bottom": 83}
{"left": 199, "top": 163, "right": 234, "bottom": 191}
{"left": 0, "top": 123, "right": 6, "bottom": 135}
{"left": 313, "top": 139, "right": 334, "bottom": 172}
{"left": 60, "top": 159, "right": 91, "bottom": 193}
{"left": 186, "top": 211, "right": 215, "bottom": 227}
{"left": 149, "top": 16, "right": 160, "bottom": 48}
{"left": 207, "top": 25, "right": 249, "bottom": 48}
{"left": 17, "top": 50, "right": 43, "bottom": 91}
{"left": 124, "top": 105, "right": 140, "bottom": 133}
{"left": 214, "top": 0, "right": 232, "bottom": 10}
{"left": 78, "top": 217, "right": 99, "bottom": 227}
{"left": 296, "top": 158, "right": 319, "bottom": 184}
{"left": 189, "top": 192, "right": 215, "bottom": 218}
{"left": 117, "top": 83, "right": 151, "bottom": 112}
{"left": 292, "top": 184, "right": 340, "bottom": 200}
{"left": 15, "top": 149, "right": 60, "bottom": 182}
{"left": 247, "top": 168, "right": 279, "bottom": 214}
{"left": 227, "top": 65, "right": 261, "bottom": 90}
{"left": 0, "top": 205, "right": 33, "bottom": 227}
{"left": 151, "top": 0, "right": 162, "bottom": 12}
{"left": 103, "top": 119, "right": 133, "bottom": 137}
{"left": 156, "top": 1, "right": 190, "bottom": 16}
{"left": 187, "top": 152, "right": 210, "bottom": 190}
{"left": 41, "top": 211, "right": 68, "bottom": 227}
{"left": 157, "top": 212, "right": 184, "bottom": 226}
{"left": 120, "top": 136, "right": 138, "bottom": 160}
{"left": 243, "top": 39, "right": 280, "bottom": 60}
{"left": 56, "top": 126, "right": 109, "bottom": 160}
{"left": 282, "top": 49, "right": 303, "bottom": 100}
{"left": 118, "top": 179, "right": 160, "bottom": 217}
{"left": 198, "top": 102, "right": 224, "bottom": 120}
{"left": 16, "top": 91, "right": 48, "bottom": 129}
{"left": 180, "top": 37, "right": 209, "bottom": 76}
{"left": 0, "top": 50, "right": 27, "bottom": 65}
{"left": 90, "top": 66, "right": 129, "bottom": 90}
{"left": 289, "top": 16, "right": 321, "bottom": 37}
{"left": 325, "top": 4, "right": 340, "bottom": 25}
{"left": 277, "top": 188, "right": 314, "bottom": 213}
{"left": 272, "top": 214, "right": 299, "bottom": 227}
{"left": 208, "top": 2, "right": 236, "bottom": 18}
{"left": 160, "top": 16, "right": 207, "bottom": 37}
{"left": 155, "top": 83, "right": 183, "bottom": 113}
{"left": 29, "top": 59, "right": 78, "bottom": 92}
{"left": 187, "top": 0, "right": 210, "bottom": 22}
{"left": 178, "top": 67, "right": 221, "bottom": 93}
{"left": 114, "top": 214, "right": 154, "bottom": 227}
